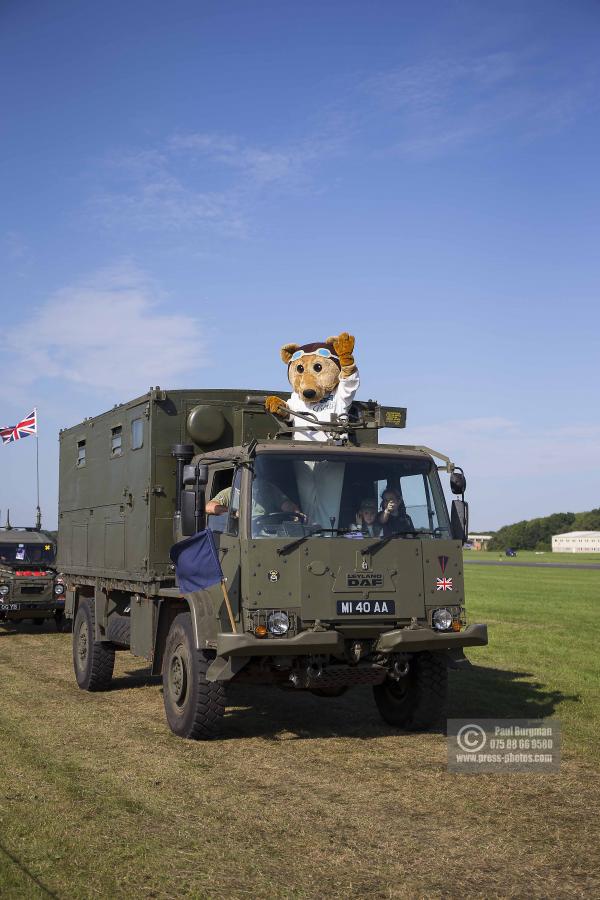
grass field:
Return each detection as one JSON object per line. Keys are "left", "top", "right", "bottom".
{"left": 1, "top": 565, "right": 599, "bottom": 899}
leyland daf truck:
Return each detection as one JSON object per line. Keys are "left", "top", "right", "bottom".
{"left": 58, "top": 387, "right": 487, "bottom": 739}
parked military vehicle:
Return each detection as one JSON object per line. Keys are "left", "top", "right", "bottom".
{"left": 0, "top": 518, "right": 65, "bottom": 628}
{"left": 59, "top": 387, "right": 487, "bottom": 739}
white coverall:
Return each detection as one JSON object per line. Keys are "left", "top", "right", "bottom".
{"left": 286, "top": 370, "right": 360, "bottom": 527}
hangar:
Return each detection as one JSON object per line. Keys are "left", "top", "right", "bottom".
{"left": 551, "top": 531, "right": 600, "bottom": 553}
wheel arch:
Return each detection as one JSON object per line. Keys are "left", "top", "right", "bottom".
{"left": 67, "top": 583, "right": 94, "bottom": 624}
{"left": 152, "top": 593, "right": 218, "bottom": 676}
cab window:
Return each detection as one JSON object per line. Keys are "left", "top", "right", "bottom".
{"left": 207, "top": 467, "right": 234, "bottom": 534}
{"left": 226, "top": 469, "right": 242, "bottom": 537}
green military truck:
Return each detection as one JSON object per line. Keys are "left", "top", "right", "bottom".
{"left": 0, "top": 522, "right": 65, "bottom": 628}
{"left": 59, "top": 387, "right": 487, "bottom": 739}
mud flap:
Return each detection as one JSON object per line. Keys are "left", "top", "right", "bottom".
{"left": 446, "top": 648, "right": 473, "bottom": 670}
{"left": 206, "top": 655, "right": 250, "bottom": 682}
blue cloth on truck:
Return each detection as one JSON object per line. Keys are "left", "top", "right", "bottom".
{"left": 170, "top": 529, "right": 223, "bottom": 593}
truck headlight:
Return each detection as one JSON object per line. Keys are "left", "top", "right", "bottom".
{"left": 54, "top": 583, "right": 65, "bottom": 596}
{"left": 267, "top": 611, "right": 289, "bottom": 635}
{"left": 432, "top": 608, "right": 453, "bottom": 631}
{"left": 0, "top": 585, "right": 9, "bottom": 596}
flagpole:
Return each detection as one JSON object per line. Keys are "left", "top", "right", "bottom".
{"left": 35, "top": 409, "right": 41, "bottom": 530}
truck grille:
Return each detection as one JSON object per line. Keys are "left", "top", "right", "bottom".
{"left": 19, "top": 585, "right": 46, "bottom": 595}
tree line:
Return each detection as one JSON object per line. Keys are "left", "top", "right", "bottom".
{"left": 487, "top": 508, "right": 600, "bottom": 552}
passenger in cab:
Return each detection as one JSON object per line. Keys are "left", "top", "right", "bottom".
{"left": 379, "top": 488, "right": 414, "bottom": 537}
{"left": 351, "top": 498, "right": 383, "bottom": 537}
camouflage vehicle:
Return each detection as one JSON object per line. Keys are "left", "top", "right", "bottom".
{"left": 59, "top": 387, "right": 487, "bottom": 739}
{"left": 0, "top": 521, "right": 65, "bottom": 628}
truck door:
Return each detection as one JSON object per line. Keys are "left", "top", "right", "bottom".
{"left": 208, "top": 466, "right": 242, "bottom": 630}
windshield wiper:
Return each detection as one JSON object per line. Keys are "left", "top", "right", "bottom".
{"left": 361, "top": 530, "right": 433, "bottom": 557}
{"left": 278, "top": 527, "right": 349, "bottom": 556}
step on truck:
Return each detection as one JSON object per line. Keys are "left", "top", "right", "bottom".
{"left": 58, "top": 387, "right": 487, "bottom": 739}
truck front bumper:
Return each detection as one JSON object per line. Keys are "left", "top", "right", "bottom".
{"left": 217, "top": 629, "right": 346, "bottom": 658}
{"left": 375, "top": 623, "right": 488, "bottom": 653}
{"left": 216, "top": 623, "right": 487, "bottom": 659}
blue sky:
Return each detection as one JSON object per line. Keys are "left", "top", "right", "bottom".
{"left": 1, "top": 0, "right": 599, "bottom": 530}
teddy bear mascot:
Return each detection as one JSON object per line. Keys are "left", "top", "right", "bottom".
{"left": 264, "top": 332, "right": 359, "bottom": 528}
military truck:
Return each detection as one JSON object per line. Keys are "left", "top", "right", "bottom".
{"left": 59, "top": 387, "right": 487, "bottom": 739}
{"left": 0, "top": 520, "right": 65, "bottom": 628}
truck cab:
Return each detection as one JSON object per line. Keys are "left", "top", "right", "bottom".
{"left": 60, "top": 388, "right": 486, "bottom": 739}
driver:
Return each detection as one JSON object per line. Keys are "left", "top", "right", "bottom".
{"left": 206, "top": 481, "right": 305, "bottom": 521}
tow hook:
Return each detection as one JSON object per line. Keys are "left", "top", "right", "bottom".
{"left": 347, "top": 640, "right": 370, "bottom": 664}
{"left": 289, "top": 661, "right": 323, "bottom": 689}
{"left": 390, "top": 657, "right": 410, "bottom": 681}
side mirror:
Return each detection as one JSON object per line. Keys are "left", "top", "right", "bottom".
{"left": 450, "top": 468, "right": 467, "bottom": 495}
{"left": 181, "top": 491, "right": 197, "bottom": 536}
{"left": 180, "top": 463, "right": 208, "bottom": 536}
{"left": 183, "top": 464, "right": 208, "bottom": 486}
{"left": 451, "top": 499, "right": 469, "bottom": 543}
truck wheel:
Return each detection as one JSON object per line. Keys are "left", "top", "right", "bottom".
{"left": 106, "top": 613, "right": 131, "bottom": 648}
{"left": 72, "top": 598, "right": 115, "bottom": 691}
{"left": 162, "top": 613, "right": 225, "bottom": 740}
{"left": 373, "top": 651, "right": 447, "bottom": 730}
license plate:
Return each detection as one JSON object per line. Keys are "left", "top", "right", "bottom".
{"left": 0, "top": 603, "right": 20, "bottom": 611}
{"left": 336, "top": 600, "right": 395, "bottom": 615}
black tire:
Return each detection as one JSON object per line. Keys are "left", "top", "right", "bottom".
{"left": 32, "top": 618, "right": 45, "bottom": 626}
{"left": 106, "top": 613, "right": 131, "bottom": 648}
{"left": 373, "top": 652, "right": 447, "bottom": 730}
{"left": 162, "top": 612, "right": 225, "bottom": 740}
{"left": 54, "top": 610, "right": 64, "bottom": 632}
{"left": 72, "top": 598, "right": 115, "bottom": 691}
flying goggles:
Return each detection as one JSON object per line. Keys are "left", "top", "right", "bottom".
{"left": 290, "top": 348, "right": 339, "bottom": 362}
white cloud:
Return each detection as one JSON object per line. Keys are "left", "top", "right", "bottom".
{"left": 2, "top": 262, "right": 209, "bottom": 397}
{"left": 92, "top": 150, "right": 245, "bottom": 236}
{"left": 363, "top": 51, "right": 593, "bottom": 158}
{"left": 91, "top": 130, "right": 340, "bottom": 234}
{"left": 168, "top": 131, "right": 337, "bottom": 186}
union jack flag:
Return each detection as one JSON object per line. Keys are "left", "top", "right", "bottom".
{"left": 436, "top": 576, "right": 453, "bottom": 591}
{"left": 0, "top": 409, "right": 37, "bottom": 444}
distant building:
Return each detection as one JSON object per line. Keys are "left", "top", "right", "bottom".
{"left": 552, "top": 531, "right": 600, "bottom": 553}
{"left": 467, "top": 534, "right": 493, "bottom": 550}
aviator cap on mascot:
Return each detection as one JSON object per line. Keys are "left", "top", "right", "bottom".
{"left": 265, "top": 332, "right": 360, "bottom": 443}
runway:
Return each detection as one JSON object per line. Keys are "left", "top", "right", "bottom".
{"left": 464, "top": 559, "right": 600, "bottom": 571}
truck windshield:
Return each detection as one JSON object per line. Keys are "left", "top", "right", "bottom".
{"left": 0, "top": 543, "right": 55, "bottom": 565}
{"left": 251, "top": 453, "right": 451, "bottom": 539}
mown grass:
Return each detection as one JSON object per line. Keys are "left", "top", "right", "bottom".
{"left": 0, "top": 565, "right": 599, "bottom": 899}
